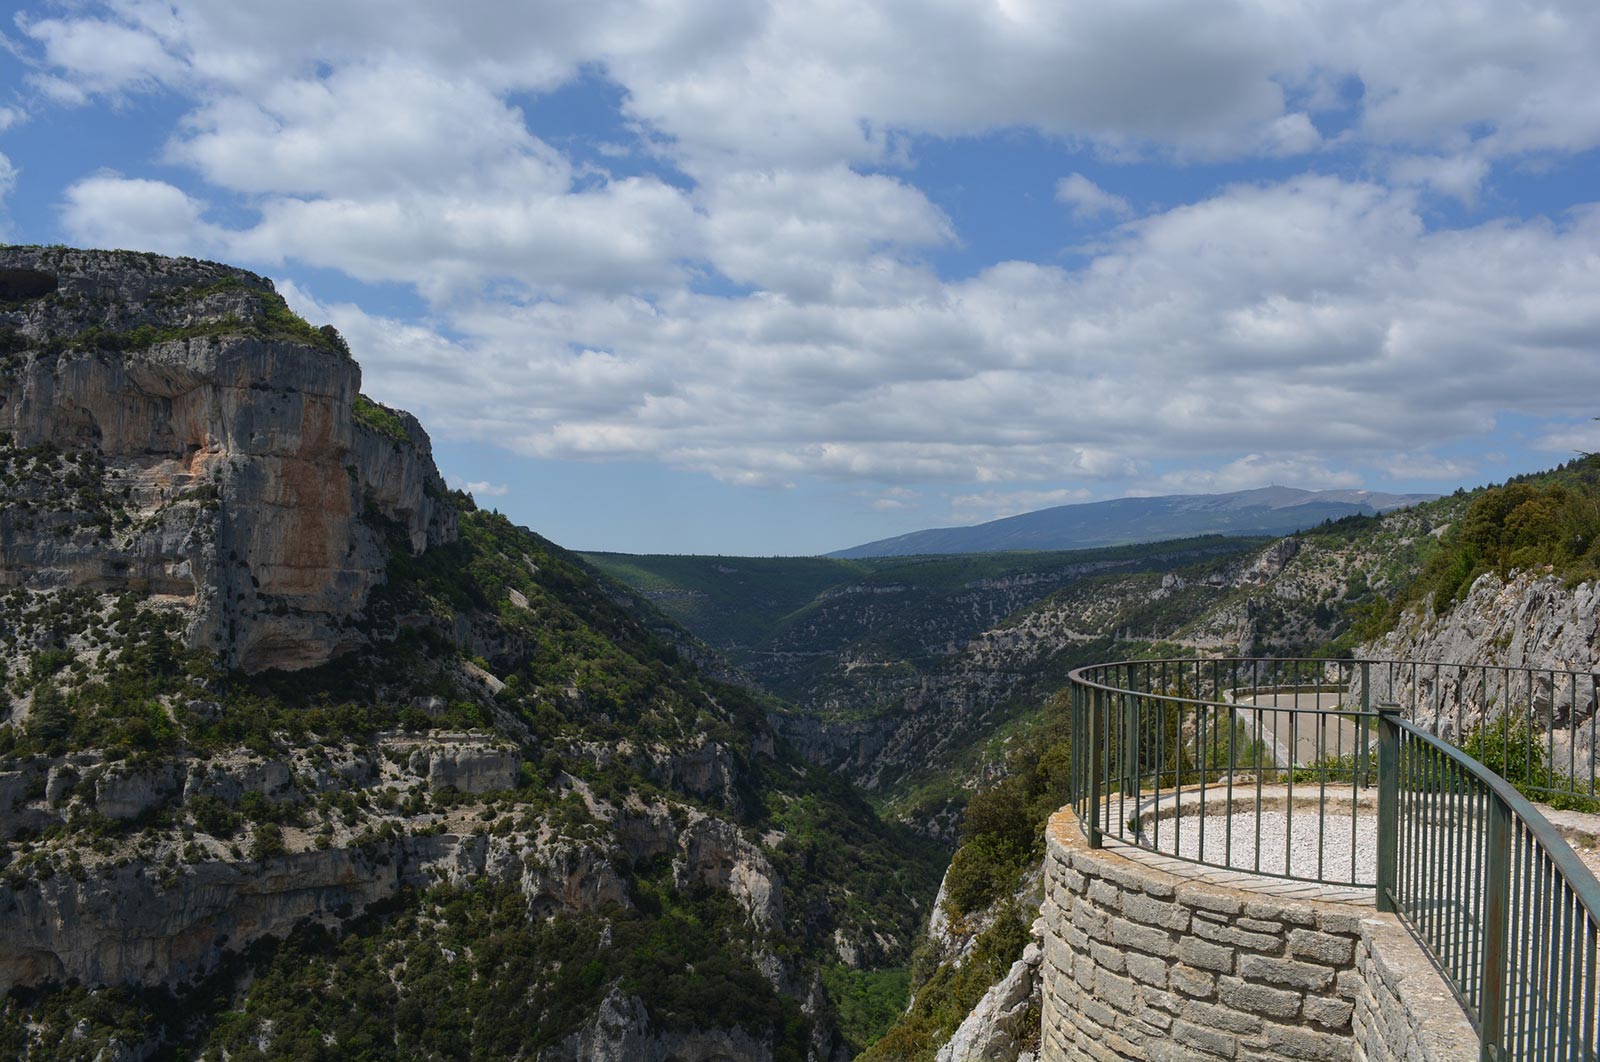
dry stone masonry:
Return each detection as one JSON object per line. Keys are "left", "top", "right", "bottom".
{"left": 1041, "top": 808, "right": 1476, "bottom": 1061}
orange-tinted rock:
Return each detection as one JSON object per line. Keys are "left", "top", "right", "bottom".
{"left": 0, "top": 246, "right": 457, "bottom": 671}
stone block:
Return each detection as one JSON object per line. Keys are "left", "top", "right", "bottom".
{"left": 1235, "top": 917, "right": 1285, "bottom": 935}
{"left": 1301, "top": 995, "right": 1353, "bottom": 1030}
{"left": 1123, "top": 890, "right": 1192, "bottom": 932}
{"left": 1171, "top": 1017, "right": 1238, "bottom": 1058}
{"left": 1100, "top": 859, "right": 1177, "bottom": 899}
{"left": 1073, "top": 897, "right": 1109, "bottom": 937}
{"left": 1315, "top": 910, "right": 1365, "bottom": 935}
{"left": 1288, "top": 928, "right": 1355, "bottom": 966}
{"left": 1179, "top": 935, "right": 1237, "bottom": 973}
{"left": 1243, "top": 898, "right": 1316, "bottom": 925}
{"left": 1096, "top": 967, "right": 1140, "bottom": 1013}
{"left": 1261, "top": 1023, "right": 1352, "bottom": 1062}
{"left": 1217, "top": 975, "right": 1300, "bottom": 1019}
{"left": 1181, "top": 998, "right": 1264, "bottom": 1035}
{"left": 1238, "top": 954, "right": 1334, "bottom": 992}
{"left": 1334, "top": 967, "right": 1365, "bottom": 1000}
{"left": 1125, "top": 950, "right": 1169, "bottom": 987}
{"left": 1088, "top": 878, "right": 1123, "bottom": 909}
{"left": 1090, "top": 940, "right": 1127, "bottom": 973}
{"left": 1170, "top": 963, "right": 1217, "bottom": 998}
{"left": 1110, "top": 914, "right": 1177, "bottom": 958}
{"left": 1177, "top": 882, "right": 1244, "bottom": 916}
{"left": 1192, "top": 917, "right": 1285, "bottom": 953}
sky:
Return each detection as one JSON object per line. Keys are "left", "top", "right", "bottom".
{"left": 2, "top": 2, "right": 1600, "bottom": 555}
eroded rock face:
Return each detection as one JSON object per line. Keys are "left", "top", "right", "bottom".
{"left": 383, "top": 733, "right": 523, "bottom": 793}
{"left": 674, "top": 811, "right": 784, "bottom": 928}
{"left": 544, "top": 987, "right": 776, "bottom": 1062}
{"left": 934, "top": 941, "right": 1042, "bottom": 1062}
{"left": 0, "top": 247, "right": 456, "bottom": 673}
{"left": 1357, "top": 569, "right": 1599, "bottom": 771}
{"left": 0, "top": 827, "right": 630, "bottom": 993}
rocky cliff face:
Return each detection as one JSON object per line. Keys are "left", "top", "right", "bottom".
{"left": 0, "top": 248, "right": 944, "bottom": 1061}
{"left": 0, "top": 247, "right": 455, "bottom": 674}
{"left": 1356, "top": 569, "right": 1599, "bottom": 774}
{"left": 1362, "top": 569, "right": 1600, "bottom": 678}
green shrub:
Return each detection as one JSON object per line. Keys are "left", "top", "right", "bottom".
{"left": 353, "top": 394, "right": 410, "bottom": 442}
{"left": 248, "top": 823, "right": 286, "bottom": 861}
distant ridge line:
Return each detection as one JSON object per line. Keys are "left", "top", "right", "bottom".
{"left": 827, "top": 486, "right": 1439, "bottom": 559}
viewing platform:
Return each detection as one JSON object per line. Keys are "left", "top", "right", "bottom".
{"left": 1044, "top": 658, "right": 1600, "bottom": 1061}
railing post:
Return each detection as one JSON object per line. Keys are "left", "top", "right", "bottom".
{"left": 1479, "top": 798, "right": 1511, "bottom": 1062}
{"left": 1088, "top": 686, "right": 1103, "bottom": 848}
{"left": 1358, "top": 661, "right": 1371, "bottom": 788}
{"left": 1376, "top": 702, "right": 1399, "bottom": 913}
{"left": 1123, "top": 690, "right": 1140, "bottom": 822}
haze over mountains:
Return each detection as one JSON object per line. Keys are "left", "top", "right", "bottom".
{"left": 828, "top": 486, "right": 1439, "bottom": 559}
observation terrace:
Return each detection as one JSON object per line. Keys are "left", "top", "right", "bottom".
{"left": 1044, "top": 657, "right": 1600, "bottom": 1062}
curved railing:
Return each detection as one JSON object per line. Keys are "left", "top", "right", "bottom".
{"left": 1066, "top": 657, "right": 1600, "bottom": 1060}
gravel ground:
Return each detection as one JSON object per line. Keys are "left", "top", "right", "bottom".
{"left": 1141, "top": 808, "right": 1378, "bottom": 883}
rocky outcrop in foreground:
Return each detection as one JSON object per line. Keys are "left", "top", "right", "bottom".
{"left": 0, "top": 247, "right": 454, "bottom": 672}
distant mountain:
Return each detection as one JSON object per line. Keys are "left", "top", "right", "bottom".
{"left": 828, "top": 486, "right": 1439, "bottom": 558}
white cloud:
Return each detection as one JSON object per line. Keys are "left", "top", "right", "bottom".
{"left": 1531, "top": 420, "right": 1600, "bottom": 455}
{"left": 1156, "top": 455, "right": 1364, "bottom": 494}
{"left": 700, "top": 165, "right": 953, "bottom": 301}
{"left": 1379, "top": 453, "right": 1478, "bottom": 481}
{"left": 1055, "top": 174, "right": 1131, "bottom": 221}
{"left": 0, "top": 152, "right": 15, "bottom": 238}
{"left": 256, "top": 174, "right": 1600, "bottom": 495}
{"left": 23, "top": 0, "right": 1600, "bottom": 171}
{"left": 20, "top": 15, "right": 185, "bottom": 100}
{"left": 168, "top": 62, "right": 568, "bottom": 198}
{"left": 951, "top": 488, "right": 1090, "bottom": 522}
{"left": 1389, "top": 153, "right": 1491, "bottom": 204}
{"left": 18, "top": 1, "right": 1600, "bottom": 508}
{"left": 461, "top": 480, "right": 510, "bottom": 497}
{"left": 858, "top": 486, "right": 921, "bottom": 511}
{"left": 60, "top": 175, "right": 226, "bottom": 257}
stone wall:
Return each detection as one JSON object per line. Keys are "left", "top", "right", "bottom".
{"left": 1041, "top": 809, "right": 1476, "bottom": 1061}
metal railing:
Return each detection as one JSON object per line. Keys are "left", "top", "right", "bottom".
{"left": 1066, "top": 657, "right": 1600, "bottom": 1061}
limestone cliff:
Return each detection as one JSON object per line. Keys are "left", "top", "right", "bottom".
{"left": 0, "top": 246, "right": 455, "bottom": 673}
{"left": 0, "top": 247, "right": 942, "bottom": 1061}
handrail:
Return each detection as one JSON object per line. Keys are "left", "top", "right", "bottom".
{"left": 1065, "top": 656, "right": 1600, "bottom": 1060}
{"left": 1395, "top": 718, "right": 1600, "bottom": 930}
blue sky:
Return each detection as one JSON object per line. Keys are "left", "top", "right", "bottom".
{"left": 3, "top": 2, "right": 1600, "bottom": 555}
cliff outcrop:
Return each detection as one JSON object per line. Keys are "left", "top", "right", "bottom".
{"left": 0, "top": 247, "right": 455, "bottom": 673}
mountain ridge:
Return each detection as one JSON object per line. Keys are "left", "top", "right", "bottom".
{"left": 828, "top": 485, "right": 1439, "bottom": 558}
